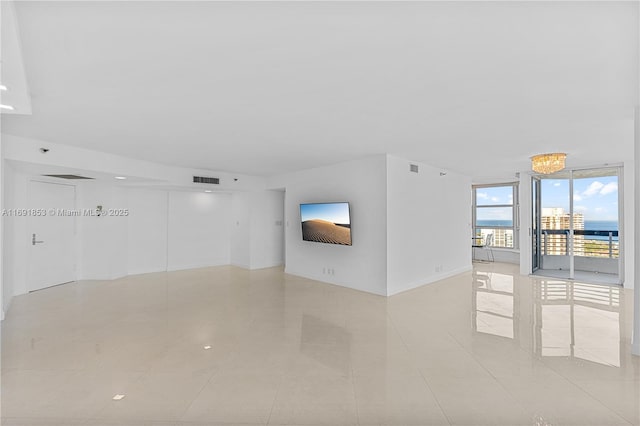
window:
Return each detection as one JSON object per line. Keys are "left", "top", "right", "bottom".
{"left": 473, "top": 183, "right": 519, "bottom": 249}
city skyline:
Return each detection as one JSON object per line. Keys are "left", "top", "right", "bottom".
{"left": 542, "top": 176, "right": 618, "bottom": 221}
{"left": 476, "top": 176, "right": 619, "bottom": 222}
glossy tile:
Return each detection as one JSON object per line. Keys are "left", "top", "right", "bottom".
{"left": 1, "top": 263, "right": 637, "bottom": 426}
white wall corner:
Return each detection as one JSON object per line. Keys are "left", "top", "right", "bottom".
{"left": 230, "top": 262, "right": 251, "bottom": 270}
{"left": 633, "top": 105, "right": 640, "bottom": 355}
{"left": 387, "top": 265, "right": 472, "bottom": 297}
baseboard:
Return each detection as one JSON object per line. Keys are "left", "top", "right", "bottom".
{"left": 166, "top": 261, "right": 229, "bottom": 272}
{"left": 387, "top": 265, "right": 473, "bottom": 296}
{"left": 283, "top": 268, "right": 387, "bottom": 296}
{"left": 126, "top": 268, "right": 168, "bottom": 276}
{"left": 248, "top": 262, "right": 284, "bottom": 271}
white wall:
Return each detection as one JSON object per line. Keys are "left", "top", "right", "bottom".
{"left": 2, "top": 165, "right": 29, "bottom": 300}
{"left": 127, "top": 188, "right": 168, "bottom": 275}
{"left": 230, "top": 190, "right": 285, "bottom": 270}
{"left": 386, "top": 156, "right": 472, "bottom": 295}
{"left": 76, "top": 181, "right": 128, "bottom": 280}
{"left": 250, "top": 190, "right": 285, "bottom": 270}
{"left": 0, "top": 130, "right": 3, "bottom": 318}
{"left": 230, "top": 191, "right": 251, "bottom": 269}
{"left": 2, "top": 134, "right": 266, "bottom": 192}
{"left": 167, "top": 191, "right": 231, "bottom": 271}
{"left": 270, "top": 155, "right": 388, "bottom": 296}
{"left": 0, "top": 133, "right": 270, "bottom": 312}
{"left": 622, "top": 157, "right": 635, "bottom": 289}
{"left": 1, "top": 167, "right": 241, "bottom": 307}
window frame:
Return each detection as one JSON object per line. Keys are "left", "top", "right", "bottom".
{"left": 472, "top": 182, "right": 519, "bottom": 249}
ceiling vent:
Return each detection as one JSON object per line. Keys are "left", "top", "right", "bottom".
{"left": 409, "top": 164, "right": 419, "bottom": 173}
{"left": 43, "top": 174, "right": 94, "bottom": 180}
{"left": 193, "top": 176, "right": 220, "bottom": 185}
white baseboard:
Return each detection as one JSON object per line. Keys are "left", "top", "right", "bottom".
{"left": 283, "top": 268, "right": 387, "bottom": 296}
{"left": 249, "top": 262, "right": 284, "bottom": 271}
{"left": 166, "top": 261, "right": 229, "bottom": 272}
{"left": 387, "top": 265, "right": 473, "bottom": 296}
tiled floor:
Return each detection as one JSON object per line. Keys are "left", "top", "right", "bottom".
{"left": 532, "top": 269, "right": 620, "bottom": 285}
{"left": 1, "top": 263, "right": 638, "bottom": 425}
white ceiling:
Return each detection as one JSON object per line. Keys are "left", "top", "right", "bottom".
{"left": 1, "top": 1, "right": 638, "bottom": 178}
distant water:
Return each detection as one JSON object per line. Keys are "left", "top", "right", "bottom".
{"left": 477, "top": 219, "right": 619, "bottom": 242}
{"left": 477, "top": 220, "right": 618, "bottom": 231}
{"left": 584, "top": 220, "right": 618, "bottom": 231}
{"left": 476, "top": 220, "right": 512, "bottom": 227}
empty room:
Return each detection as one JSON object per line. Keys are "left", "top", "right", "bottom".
{"left": 1, "top": 1, "right": 639, "bottom": 425}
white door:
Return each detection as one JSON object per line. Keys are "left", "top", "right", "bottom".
{"left": 28, "top": 181, "right": 76, "bottom": 291}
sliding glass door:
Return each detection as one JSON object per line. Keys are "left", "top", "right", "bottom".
{"left": 533, "top": 167, "right": 621, "bottom": 284}
{"left": 532, "top": 176, "right": 541, "bottom": 272}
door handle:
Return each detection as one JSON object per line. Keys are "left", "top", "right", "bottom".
{"left": 32, "top": 234, "right": 44, "bottom": 245}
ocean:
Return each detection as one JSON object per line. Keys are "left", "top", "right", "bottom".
{"left": 476, "top": 220, "right": 618, "bottom": 231}
{"left": 476, "top": 219, "right": 619, "bottom": 242}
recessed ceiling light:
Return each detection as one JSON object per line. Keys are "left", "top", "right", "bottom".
{"left": 204, "top": 190, "right": 212, "bottom": 193}
{"left": 0, "top": 85, "right": 7, "bottom": 91}
{"left": 114, "top": 176, "right": 127, "bottom": 180}
{"left": 112, "top": 394, "right": 126, "bottom": 400}
{"left": 0, "top": 104, "right": 15, "bottom": 110}
{"left": 204, "top": 345, "right": 212, "bottom": 350}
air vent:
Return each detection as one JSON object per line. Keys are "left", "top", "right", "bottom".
{"left": 409, "top": 164, "right": 419, "bottom": 173}
{"left": 193, "top": 176, "right": 220, "bottom": 185}
{"left": 43, "top": 174, "right": 94, "bottom": 180}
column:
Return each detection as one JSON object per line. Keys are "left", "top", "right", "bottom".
{"left": 633, "top": 106, "right": 640, "bottom": 356}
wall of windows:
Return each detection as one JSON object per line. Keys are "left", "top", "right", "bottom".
{"left": 473, "top": 183, "right": 519, "bottom": 249}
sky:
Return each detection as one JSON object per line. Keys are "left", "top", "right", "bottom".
{"left": 300, "top": 202, "right": 351, "bottom": 224}
{"left": 541, "top": 176, "right": 618, "bottom": 222}
{"left": 475, "top": 176, "right": 619, "bottom": 222}
{"left": 475, "top": 186, "right": 515, "bottom": 224}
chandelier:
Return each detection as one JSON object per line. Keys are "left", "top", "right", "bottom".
{"left": 531, "top": 153, "right": 567, "bottom": 174}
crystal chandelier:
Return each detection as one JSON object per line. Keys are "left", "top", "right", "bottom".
{"left": 531, "top": 153, "right": 567, "bottom": 174}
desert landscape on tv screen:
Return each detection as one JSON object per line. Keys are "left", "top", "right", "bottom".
{"left": 300, "top": 203, "right": 351, "bottom": 246}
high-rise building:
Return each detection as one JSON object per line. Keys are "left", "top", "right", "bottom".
{"left": 540, "top": 208, "right": 585, "bottom": 255}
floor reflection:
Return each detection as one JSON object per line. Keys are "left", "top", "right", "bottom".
{"left": 299, "top": 314, "right": 352, "bottom": 376}
{"left": 534, "top": 280, "right": 622, "bottom": 367}
{"left": 472, "top": 269, "right": 625, "bottom": 368}
{"left": 472, "top": 270, "right": 516, "bottom": 340}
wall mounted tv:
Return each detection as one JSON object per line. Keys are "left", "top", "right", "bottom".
{"left": 300, "top": 202, "right": 352, "bottom": 246}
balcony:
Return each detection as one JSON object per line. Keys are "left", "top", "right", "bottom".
{"left": 540, "top": 229, "right": 619, "bottom": 258}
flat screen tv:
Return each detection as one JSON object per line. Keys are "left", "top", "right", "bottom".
{"left": 300, "top": 202, "right": 352, "bottom": 246}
